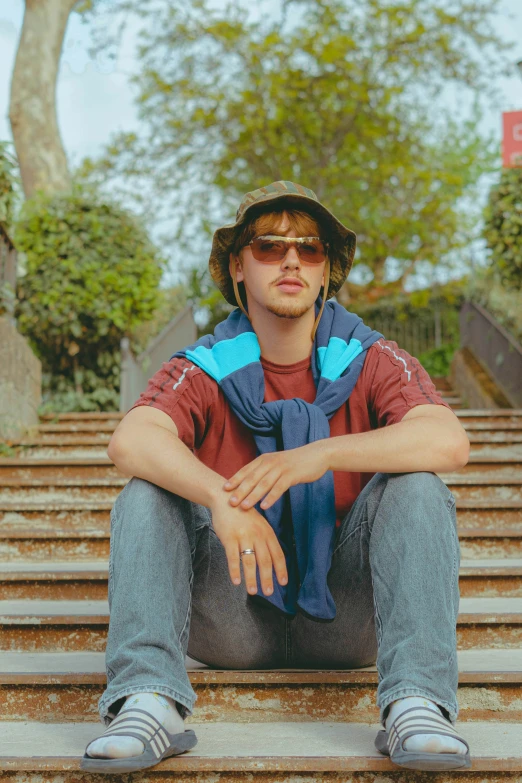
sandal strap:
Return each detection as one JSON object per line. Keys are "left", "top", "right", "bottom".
{"left": 98, "top": 708, "right": 173, "bottom": 760}
{"left": 388, "top": 706, "right": 469, "bottom": 756}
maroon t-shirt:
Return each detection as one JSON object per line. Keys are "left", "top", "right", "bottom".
{"left": 130, "top": 338, "right": 452, "bottom": 526}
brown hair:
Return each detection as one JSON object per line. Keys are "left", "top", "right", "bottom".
{"left": 230, "top": 208, "right": 331, "bottom": 341}
{"left": 231, "top": 208, "right": 325, "bottom": 258}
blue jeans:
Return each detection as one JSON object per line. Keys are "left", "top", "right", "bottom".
{"left": 98, "top": 471, "right": 460, "bottom": 727}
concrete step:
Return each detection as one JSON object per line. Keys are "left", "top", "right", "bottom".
{"left": 2, "top": 457, "right": 520, "bottom": 482}
{"left": 32, "top": 420, "right": 522, "bottom": 434}
{"left": 0, "top": 507, "right": 110, "bottom": 561}
{"left": 466, "top": 433, "right": 522, "bottom": 443}
{"left": 1, "top": 477, "right": 520, "bottom": 495}
{"left": 2, "top": 559, "right": 521, "bottom": 600}
{"left": 1, "top": 598, "right": 521, "bottom": 652}
{"left": 38, "top": 423, "right": 119, "bottom": 433}
{"left": 33, "top": 409, "right": 517, "bottom": 424}
{"left": 2, "top": 477, "right": 520, "bottom": 503}
{"left": 432, "top": 376, "right": 454, "bottom": 390}
{"left": 39, "top": 412, "right": 123, "bottom": 423}
{"left": 37, "top": 429, "right": 522, "bottom": 445}
{"left": 1, "top": 509, "right": 520, "bottom": 562}
{"left": 456, "top": 410, "right": 522, "bottom": 419}
{"left": 14, "top": 433, "right": 522, "bottom": 451}
{"left": 0, "top": 650, "right": 521, "bottom": 723}
{"left": 0, "top": 720, "right": 520, "bottom": 776}
{"left": 11, "top": 441, "right": 522, "bottom": 458}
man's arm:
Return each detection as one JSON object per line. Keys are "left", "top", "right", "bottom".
{"left": 107, "top": 406, "right": 226, "bottom": 508}
{"left": 222, "top": 404, "right": 470, "bottom": 512}
{"left": 107, "top": 406, "right": 288, "bottom": 595}
{"left": 321, "top": 404, "right": 470, "bottom": 474}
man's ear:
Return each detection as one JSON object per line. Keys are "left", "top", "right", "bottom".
{"left": 229, "top": 251, "right": 244, "bottom": 283}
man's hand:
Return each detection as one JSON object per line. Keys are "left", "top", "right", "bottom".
{"left": 222, "top": 443, "right": 330, "bottom": 512}
{"left": 210, "top": 495, "right": 288, "bottom": 596}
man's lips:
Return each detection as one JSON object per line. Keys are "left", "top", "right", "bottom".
{"left": 276, "top": 279, "right": 305, "bottom": 289}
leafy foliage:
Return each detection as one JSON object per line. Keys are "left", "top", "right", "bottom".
{"left": 483, "top": 167, "right": 522, "bottom": 291}
{"left": 78, "top": 0, "right": 508, "bottom": 291}
{"left": 417, "top": 342, "right": 459, "bottom": 377}
{"left": 346, "top": 277, "right": 466, "bottom": 324}
{"left": 14, "top": 188, "right": 165, "bottom": 411}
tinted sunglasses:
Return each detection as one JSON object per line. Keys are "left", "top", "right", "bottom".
{"left": 247, "top": 234, "right": 328, "bottom": 264}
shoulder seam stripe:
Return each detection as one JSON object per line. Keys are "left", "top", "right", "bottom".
{"left": 374, "top": 340, "right": 412, "bottom": 382}
{"left": 149, "top": 359, "right": 196, "bottom": 405}
{"left": 396, "top": 345, "right": 436, "bottom": 405}
{"left": 173, "top": 364, "right": 196, "bottom": 391}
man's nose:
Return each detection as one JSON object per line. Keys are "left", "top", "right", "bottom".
{"left": 282, "top": 245, "right": 301, "bottom": 266}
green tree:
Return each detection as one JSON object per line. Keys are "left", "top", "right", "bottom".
{"left": 78, "top": 0, "right": 510, "bottom": 293}
{"left": 483, "top": 166, "right": 522, "bottom": 292}
{"left": 14, "top": 188, "right": 165, "bottom": 411}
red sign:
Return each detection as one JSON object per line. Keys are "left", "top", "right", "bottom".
{"left": 502, "top": 111, "right": 522, "bottom": 167}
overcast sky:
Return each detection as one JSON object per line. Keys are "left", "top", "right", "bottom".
{"left": 1, "top": 0, "right": 522, "bottom": 288}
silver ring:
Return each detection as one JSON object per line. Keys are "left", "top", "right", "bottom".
{"left": 240, "top": 548, "right": 256, "bottom": 556}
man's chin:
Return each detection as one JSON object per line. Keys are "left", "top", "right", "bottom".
{"left": 265, "top": 302, "right": 312, "bottom": 320}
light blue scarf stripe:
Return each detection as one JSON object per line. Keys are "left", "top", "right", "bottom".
{"left": 186, "top": 333, "right": 365, "bottom": 385}
{"left": 317, "top": 337, "right": 364, "bottom": 382}
{"left": 185, "top": 332, "right": 260, "bottom": 384}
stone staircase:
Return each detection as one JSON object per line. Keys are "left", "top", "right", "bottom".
{"left": 1, "top": 377, "right": 521, "bottom": 778}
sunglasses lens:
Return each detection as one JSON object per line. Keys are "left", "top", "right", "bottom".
{"left": 299, "top": 239, "right": 325, "bottom": 262}
{"left": 250, "top": 238, "right": 287, "bottom": 262}
{"left": 249, "top": 237, "right": 326, "bottom": 263}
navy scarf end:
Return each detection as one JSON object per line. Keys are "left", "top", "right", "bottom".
{"left": 249, "top": 593, "right": 336, "bottom": 623}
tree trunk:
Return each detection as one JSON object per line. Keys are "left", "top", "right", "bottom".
{"left": 9, "top": 0, "right": 78, "bottom": 198}
{"left": 371, "top": 256, "right": 387, "bottom": 286}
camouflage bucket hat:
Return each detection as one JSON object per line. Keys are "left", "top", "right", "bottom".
{"left": 209, "top": 180, "right": 357, "bottom": 305}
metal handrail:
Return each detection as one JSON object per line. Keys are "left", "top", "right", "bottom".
{"left": 459, "top": 300, "right": 522, "bottom": 407}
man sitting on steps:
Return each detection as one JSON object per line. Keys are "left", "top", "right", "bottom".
{"left": 81, "top": 180, "right": 472, "bottom": 773}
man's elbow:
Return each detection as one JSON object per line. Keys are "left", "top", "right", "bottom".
{"left": 452, "top": 434, "right": 470, "bottom": 469}
{"left": 107, "top": 433, "right": 128, "bottom": 467}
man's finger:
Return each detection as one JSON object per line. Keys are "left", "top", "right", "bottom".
{"left": 240, "top": 545, "right": 258, "bottom": 595}
{"left": 259, "top": 477, "right": 290, "bottom": 510}
{"left": 225, "top": 456, "right": 266, "bottom": 489}
{"left": 253, "top": 540, "right": 274, "bottom": 595}
{"left": 239, "top": 469, "right": 281, "bottom": 509}
{"left": 230, "top": 466, "right": 272, "bottom": 505}
{"left": 225, "top": 541, "right": 242, "bottom": 585}
{"left": 266, "top": 534, "right": 288, "bottom": 586}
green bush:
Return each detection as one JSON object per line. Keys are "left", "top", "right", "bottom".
{"left": 483, "top": 167, "right": 522, "bottom": 291}
{"left": 14, "top": 188, "right": 165, "bottom": 411}
{"left": 417, "top": 342, "right": 459, "bottom": 377}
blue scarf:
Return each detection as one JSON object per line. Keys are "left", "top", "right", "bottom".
{"left": 171, "top": 298, "right": 384, "bottom": 621}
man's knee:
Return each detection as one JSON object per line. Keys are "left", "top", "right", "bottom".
{"left": 385, "top": 471, "right": 453, "bottom": 505}
{"left": 113, "top": 477, "right": 210, "bottom": 533}
{"left": 112, "top": 477, "right": 186, "bottom": 527}
{"left": 114, "top": 476, "right": 168, "bottom": 511}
